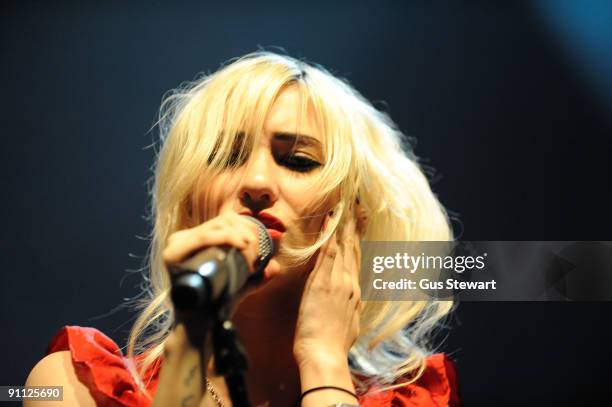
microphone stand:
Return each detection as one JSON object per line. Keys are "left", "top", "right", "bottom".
{"left": 173, "top": 259, "right": 253, "bottom": 407}
{"left": 211, "top": 303, "right": 250, "bottom": 407}
{"left": 177, "top": 295, "right": 252, "bottom": 407}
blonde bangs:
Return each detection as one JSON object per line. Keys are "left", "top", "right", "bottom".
{"left": 276, "top": 68, "right": 364, "bottom": 265}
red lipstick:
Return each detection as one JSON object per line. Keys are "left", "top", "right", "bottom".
{"left": 240, "top": 211, "right": 286, "bottom": 239}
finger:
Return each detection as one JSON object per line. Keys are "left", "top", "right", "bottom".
{"left": 162, "top": 228, "right": 248, "bottom": 266}
{"left": 351, "top": 269, "right": 362, "bottom": 305}
{"left": 317, "top": 232, "right": 339, "bottom": 287}
{"left": 339, "top": 206, "right": 356, "bottom": 248}
{"left": 308, "top": 214, "right": 337, "bottom": 287}
{"left": 217, "top": 213, "right": 259, "bottom": 250}
{"left": 229, "top": 215, "right": 263, "bottom": 273}
{"left": 344, "top": 224, "right": 362, "bottom": 305}
{"left": 330, "top": 237, "right": 345, "bottom": 288}
{"left": 339, "top": 210, "right": 361, "bottom": 282}
{"left": 163, "top": 214, "right": 261, "bottom": 272}
{"left": 321, "top": 209, "right": 335, "bottom": 234}
{"left": 349, "top": 236, "right": 362, "bottom": 287}
{"left": 263, "top": 258, "right": 281, "bottom": 280}
{"left": 343, "top": 271, "right": 354, "bottom": 300}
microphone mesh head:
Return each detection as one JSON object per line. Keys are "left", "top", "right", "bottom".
{"left": 243, "top": 216, "right": 274, "bottom": 273}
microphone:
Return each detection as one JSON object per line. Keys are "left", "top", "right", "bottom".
{"left": 170, "top": 216, "right": 274, "bottom": 313}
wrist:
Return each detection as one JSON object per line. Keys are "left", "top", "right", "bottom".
{"left": 298, "top": 353, "right": 355, "bottom": 393}
{"left": 294, "top": 343, "right": 346, "bottom": 368}
{"left": 300, "top": 386, "right": 359, "bottom": 407}
{"left": 297, "top": 350, "right": 346, "bottom": 374}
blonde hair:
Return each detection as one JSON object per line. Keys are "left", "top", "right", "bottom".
{"left": 126, "top": 51, "right": 455, "bottom": 398}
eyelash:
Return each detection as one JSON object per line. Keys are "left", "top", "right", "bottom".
{"left": 278, "top": 154, "right": 322, "bottom": 173}
{"left": 224, "top": 150, "right": 322, "bottom": 173}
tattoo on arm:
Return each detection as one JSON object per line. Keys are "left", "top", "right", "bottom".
{"left": 181, "top": 395, "right": 196, "bottom": 407}
{"left": 184, "top": 364, "right": 198, "bottom": 386}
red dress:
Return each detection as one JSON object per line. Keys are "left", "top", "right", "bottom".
{"left": 46, "top": 326, "right": 461, "bottom": 407}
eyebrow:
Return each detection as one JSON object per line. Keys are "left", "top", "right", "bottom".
{"left": 273, "top": 132, "right": 322, "bottom": 148}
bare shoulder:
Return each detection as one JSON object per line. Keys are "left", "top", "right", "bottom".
{"left": 24, "top": 351, "right": 96, "bottom": 407}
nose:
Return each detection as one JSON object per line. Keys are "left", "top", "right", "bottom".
{"left": 239, "top": 149, "right": 278, "bottom": 212}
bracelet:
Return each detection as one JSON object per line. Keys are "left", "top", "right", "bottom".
{"left": 299, "top": 386, "right": 359, "bottom": 404}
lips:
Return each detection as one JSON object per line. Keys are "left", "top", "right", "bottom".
{"left": 240, "top": 211, "right": 286, "bottom": 237}
{"left": 266, "top": 229, "right": 284, "bottom": 239}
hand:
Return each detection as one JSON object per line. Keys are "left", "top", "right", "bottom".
{"left": 155, "top": 212, "right": 281, "bottom": 407}
{"left": 162, "top": 211, "right": 281, "bottom": 315}
{"left": 293, "top": 205, "right": 363, "bottom": 369}
{"left": 163, "top": 211, "right": 259, "bottom": 272}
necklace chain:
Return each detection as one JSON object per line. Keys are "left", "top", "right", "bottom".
{"left": 205, "top": 378, "right": 296, "bottom": 407}
{"left": 205, "top": 378, "right": 225, "bottom": 407}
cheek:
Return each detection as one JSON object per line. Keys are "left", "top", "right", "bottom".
{"left": 192, "top": 174, "right": 240, "bottom": 223}
{"left": 282, "top": 180, "right": 329, "bottom": 243}
{"left": 302, "top": 214, "right": 327, "bottom": 246}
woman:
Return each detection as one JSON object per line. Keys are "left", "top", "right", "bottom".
{"left": 26, "top": 51, "right": 460, "bottom": 406}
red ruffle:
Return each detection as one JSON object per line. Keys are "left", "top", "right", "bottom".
{"left": 358, "top": 353, "right": 461, "bottom": 407}
{"left": 47, "top": 326, "right": 460, "bottom": 406}
{"left": 47, "top": 326, "right": 157, "bottom": 407}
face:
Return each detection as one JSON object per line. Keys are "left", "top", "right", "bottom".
{"left": 194, "top": 85, "right": 329, "bottom": 273}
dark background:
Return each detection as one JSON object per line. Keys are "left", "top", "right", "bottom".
{"left": 2, "top": 1, "right": 611, "bottom": 406}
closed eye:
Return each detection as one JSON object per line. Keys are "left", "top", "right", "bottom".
{"left": 278, "top": 154, "right": 322, "bottom": 173}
